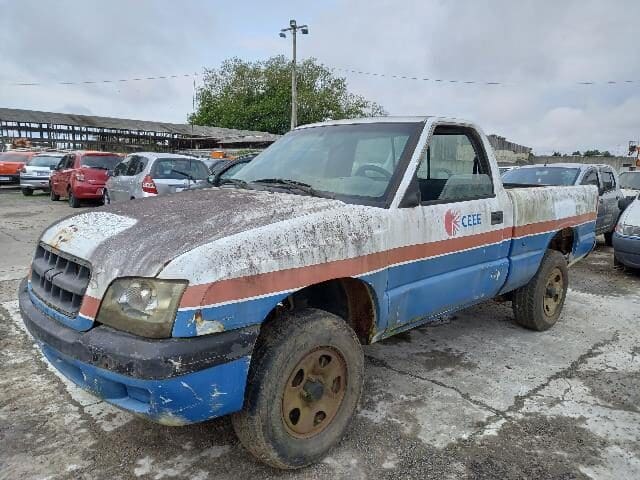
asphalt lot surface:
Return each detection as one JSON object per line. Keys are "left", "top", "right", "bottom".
{"left": 1, "top": 185, "right": 639, "bottom": 479}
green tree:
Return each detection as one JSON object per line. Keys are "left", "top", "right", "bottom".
{"left": 189, "top": 56, "right": 386, "bottom": 134}
{"left": 602, "top": 150, "right": 612, "bottom": 157}
{"left": 571, "top": 151, "right": 581, "bottom": 156}
{"left": 552, "top": 151, "right": 562, "bottom": 157}
{"left": 583, "top": 149, "right": 601, "bottom": 157}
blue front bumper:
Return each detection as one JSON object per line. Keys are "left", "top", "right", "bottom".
{"left": 40, "top": 343, "right": 250, "bottom": 425}
{"left": 613, "top": 233, "right": 640, "bottom": 269}
{"left": 18, "top": 279, "right": 256, "bottom": 425}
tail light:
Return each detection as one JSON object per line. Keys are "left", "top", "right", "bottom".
{"left": 142, "top": 175, "right": 158, "bottom": 194}
{"left": 75, "top": 172, "right": 85, "bottom": 181}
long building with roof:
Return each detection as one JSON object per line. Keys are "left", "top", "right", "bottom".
{"left": 0, "top": 107, "right": 279, "bottom": 153}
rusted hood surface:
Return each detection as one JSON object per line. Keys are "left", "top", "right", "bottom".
{"left": 39, "top": 187, "right": 344, "bottom": 279}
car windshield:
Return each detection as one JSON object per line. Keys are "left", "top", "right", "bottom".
{"left": 502, "top": 166, "right": 580, "bottom": 186}
{"left": 233, "top": 122, "right": 421, "bottom": 202}
{"left": 28, "top": 155, "right": 63, "bottom": 167}
{"left": 81, "top": 154, "right": 120, "bottom": 170}
{"left": 619, "top": 172, "right": 640, "bottom": 189}
{"left": 151, "top": 158, "right": 209, "bottom": 180}
{"left": 0, "top": 152, "right": 30, "bottom": 162}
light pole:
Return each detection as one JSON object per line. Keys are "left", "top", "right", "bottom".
{"left": 279, "top": 19, "right": 308, "bottom": 130}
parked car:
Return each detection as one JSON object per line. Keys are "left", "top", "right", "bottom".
{"left": 200, "top": 158, "right": 230, "bottom": 173}
{"left": 619, "top": 170, "right": 640, "bottom": 204}
{"left": 498, "top": 165, "right": 515, "bottom": 175}
{"left": 186, "top": 154, "right": 257, "bottom": 191}
{"left": 503, "top": 163, "right": 623, "bottom": 245}
{"left": 19, "top": 116, "right": 597, "bottom": 469}
{"left": 49, "top": 151, "right": 121, "bottom": 207}
{"left": 19, "top": 153, "right": 65, "bottom": 195}
{"left": 613, "top": 194, "right": 640, "bottom": 268}
{"left": 0, "top": 151, "right": 35, "bottom": 184}
{"left": 104, "top": 153, "right": 209, "bottom": 204}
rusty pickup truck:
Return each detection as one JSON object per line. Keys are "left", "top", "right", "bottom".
{"left": 19, "top": 117, "right": 597, "bottom": 469}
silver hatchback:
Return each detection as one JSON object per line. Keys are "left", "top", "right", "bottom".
{"left": 104, "top": 153, "right": 209, "bottom": 204}
{"left": 20, "top": 153, "right": 65, "bottom": 195}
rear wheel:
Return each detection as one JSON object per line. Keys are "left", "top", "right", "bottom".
{"left": 232, "top": 308, "right": 364, "bottom": 469}
{"left": 68, "top": 190, "right": 80, "bottom": 208}
{"left": 49, "top": 186, "right": 59, "bottom": 201}
{"left": 512, "top": 250, "right": 568, "bottom": 331}
{"left": 604, "top": 231, "right": 614, "bottom": 246}
{"left": 21, "top": 188, "right": 33, "bottom": 196}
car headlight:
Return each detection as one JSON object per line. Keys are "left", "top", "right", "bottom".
{"left": 96, "top": 278, "right": 187, "bottom": 338}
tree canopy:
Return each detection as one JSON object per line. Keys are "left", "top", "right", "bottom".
{"left": 189, "top": 56, "right": 386, "bottom": 134}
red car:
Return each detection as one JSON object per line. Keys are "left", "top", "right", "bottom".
{"left": 49, "top": 151, "right": 121, "bottom": 207}
{"left": 0, "top": 151, "right": 35, "bottom": 184}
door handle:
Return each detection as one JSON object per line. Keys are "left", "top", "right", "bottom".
{"left": 491, "top": 211, "right": 503, "bottom": 225}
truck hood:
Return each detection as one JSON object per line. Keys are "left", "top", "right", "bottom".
{"left": 39, "top": 187, "right": 345, "bottom": 281}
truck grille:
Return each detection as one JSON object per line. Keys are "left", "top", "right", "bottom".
{"left": 30, "top": 243, "right": 91, "bottom": 317}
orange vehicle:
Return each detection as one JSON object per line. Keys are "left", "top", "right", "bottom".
{"left": 0, "top": 151, "right": 35, "bottom": 184}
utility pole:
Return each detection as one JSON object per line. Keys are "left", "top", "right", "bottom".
{"left": 280, "top": 19, "right": 308, "bottom": 130}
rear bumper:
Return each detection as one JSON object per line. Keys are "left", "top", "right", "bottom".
{"left": 18, "top": 278, "right": 257, "bottom": 424}
{"left": 73, "top": 182, "right": 105, "bottom": 199}
{"left": 0, "top": 173, "right": 20, "bottom": 183}
{"left": 613, "top": 233, "right": 640, "bottom": 268}
{"left": 20, "top": 176, "right": 50, "bottom": 190}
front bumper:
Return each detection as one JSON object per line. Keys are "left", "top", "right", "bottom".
{"left": 19, "top": 279, "right": 257, "bottom": 424}
{"left": 20, "top": 176, "right": 51, "bottom": 190}
{"left": 613, "top": 233, "right": 640, "bottom": 269}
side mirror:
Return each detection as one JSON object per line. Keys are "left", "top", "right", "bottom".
{"left": 50, "top": 165, "right": 56, "bottom": 170}
{"left": 206, "top": 174, "right": 216, "bottom": 185}
{"left": 105, "top": 170, "right": 112, "bottom": 177}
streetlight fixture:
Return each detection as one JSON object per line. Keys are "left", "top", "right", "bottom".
{"left": 279, "top": 19, "right": 309, "bottom": 130}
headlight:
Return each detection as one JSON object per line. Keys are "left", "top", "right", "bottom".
{"left": 618, "top": 224, "right": 640, "bottom": 237}
{"left": 96, "top": 278, "right": 187, "bottom": 338}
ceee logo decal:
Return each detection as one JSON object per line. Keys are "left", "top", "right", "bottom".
{"left": 444, "top": 209, "right": 482, "bottom": 237}
{"left": 444, "top": 209, "right": 460, "bottom": 236}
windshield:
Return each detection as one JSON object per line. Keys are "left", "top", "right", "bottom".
{"left": 619, "top": 172, "right": 640, "bottom": 189}
{"left": 502, "top": 166, "right": 580, "bottom": 186}
{"left": 81, "top": 154, "right": 120, "bottom": 170}
{"left": 28, "top": 155, "right": 63, "bottom": 167}
{"left": 151, "top": 158, "right": 209, "bottom": 180}
{"left": 233, "top": 122, "right": 421, "bottom": 203}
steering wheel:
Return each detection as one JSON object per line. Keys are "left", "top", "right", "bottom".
{"left": 354, "top": 164, "right": 392, "bottom": 180}
{"left": 433, "top": 168, "right": 453, "bottom": 179}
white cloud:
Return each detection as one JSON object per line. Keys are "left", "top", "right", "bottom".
{"left": 0, "top": 0, "right": 638, "bottom": 154}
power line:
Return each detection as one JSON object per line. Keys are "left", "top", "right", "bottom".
{"left": 3, "top": 66, "right": 639, "bottom": 88}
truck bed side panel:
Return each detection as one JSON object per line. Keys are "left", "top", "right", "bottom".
{"left": 500, "top": 185, "right": 597, "bottom": 294}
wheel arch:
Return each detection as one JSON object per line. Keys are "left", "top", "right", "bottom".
{"left": 261, "top": 277, "right": 380, "bottom": 345}
{"left": 546, "top": 227, "right": 576, "bottom": 258}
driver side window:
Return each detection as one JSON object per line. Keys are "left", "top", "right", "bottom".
{"left": 415, "top": 127, "right": 494, "bottom": 203}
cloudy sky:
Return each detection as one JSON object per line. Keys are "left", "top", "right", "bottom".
{"left": 1, "top": 0, "right": 638, "bottom": 154}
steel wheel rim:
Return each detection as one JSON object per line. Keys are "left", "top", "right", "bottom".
{"left": 282, "top": 346, "right": 347, "bottom": 439}
{"left": 543, "top": 267, "right": 564, "bottom": 317}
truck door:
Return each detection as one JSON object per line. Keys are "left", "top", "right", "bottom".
{"left": 598, "top": 167, "right": 619, "bottom": 232}
{"left": 109, "top": 156, "right": 131, "bottom": 202}
{"left": 581, "top": 169, "right": 605, "bottom": 234}
{"left": 387, "top": 125, "right": 510, "bottom": 328}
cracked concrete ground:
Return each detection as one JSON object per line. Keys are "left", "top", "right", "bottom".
{"left": 1, "top": 188, "right": 639, "bottom": 479}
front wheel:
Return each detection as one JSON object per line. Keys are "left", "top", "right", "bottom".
{"left": 232, "top": 308, "right": 364, "bottom": 469}
{"left": 512, "top": 250, "right": 569, "bottom": 331}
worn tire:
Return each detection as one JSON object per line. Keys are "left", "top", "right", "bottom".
{"left": 512, "top": 250, "right": 568, "bottom": 331}
{"left": 49, "top": 186, "right": 59, "bottom": 201}
{"left": 68, "top": 190, "right": 80, "bottom": 208}
{"left": 232, "top": 308, "right": 364, "bottom": 469}
{"left": 604, "top": 231, "right": 614, "bottom": 246}
{"left": 21, "top": 188, "right": 33, "bottom": 196}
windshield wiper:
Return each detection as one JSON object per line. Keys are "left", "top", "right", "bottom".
{"left": 251, "top": 178, "right": 333, "bottom": 198}
{"left": 218, "top": 178, "right": 251, "bottom": 189}
{"left": 171, "top": 169, "right": 195, "bottom": 181}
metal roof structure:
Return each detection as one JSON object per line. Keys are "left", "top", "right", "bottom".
{"left": 0, "top": 107, "right": 280, "bottom": 152}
